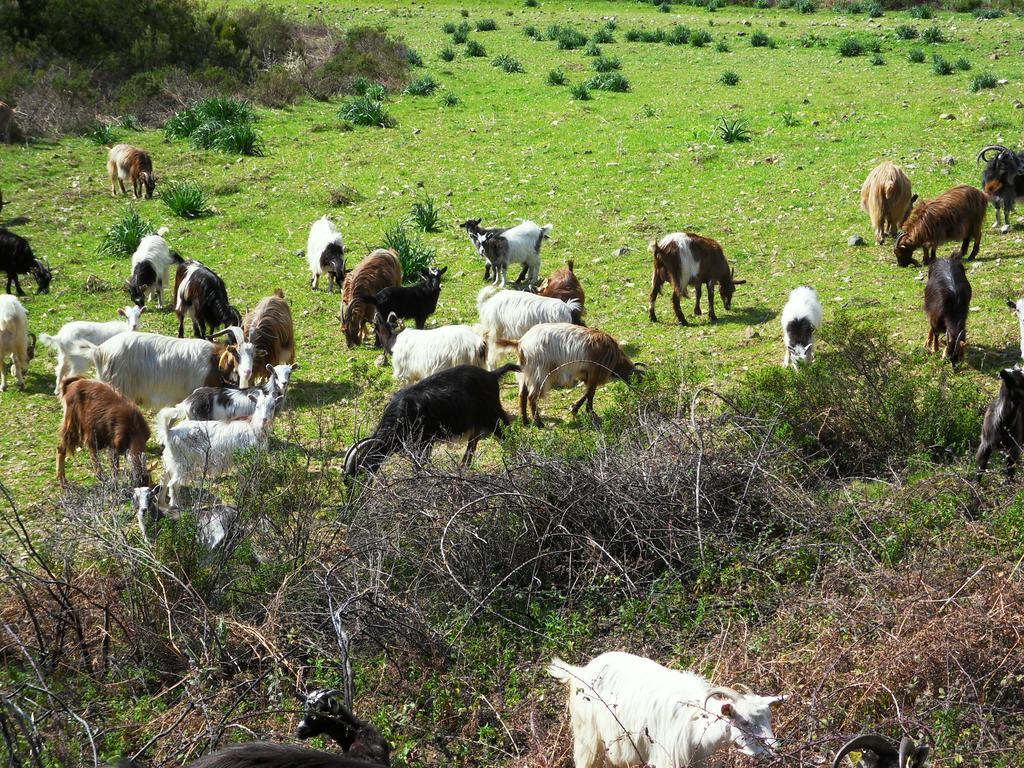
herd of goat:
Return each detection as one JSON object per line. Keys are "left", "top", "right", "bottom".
{"left": 1, "top": 138, "right": 1023, "bottom": 766}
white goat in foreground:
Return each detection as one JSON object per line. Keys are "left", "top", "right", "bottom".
{"left": 133, "top": 485, "right": 238, "bottom": 551}
{"left": 548, "top": 652, "right": 784, "bottom": 768}
{"left": 156, "top": 389, "right": 281, "bottom": 508}
{"left": 374, "top": 312, "right": 486, "bottom": 384}
{"left": 0, "top": 295, "right": 33, "bottom": 391}
{"left": 38, "top": 305, "right": 144, "bottom": 394}
{"left": 780, "top": 286, "right": 823, "bottom": 369}
{"left": 476, "top": 286, "right": 582, "bottom": 368}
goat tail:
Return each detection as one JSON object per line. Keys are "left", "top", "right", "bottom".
{"left": 546, "top": 657, "right": 584, "bottom": 684}
{"left": 38, "top": 333, "right": 61, "bottom": 351}
{"left": 155, "top": 406, "right": 185, "bottom": 446}
{"left": 540, "top": 224, "right": 553, "bottom": 238}
{"left": 495, "top": 338, "right": 519, "bottom": 350}
{"left": 157, "top": 226, "right": 170, "bottom": 237}
{"left": 169, "top": 249, "right": 184, "bottom": 263}
{"left": 493, "top": 363, "right": 521, "bottom": 380}
{"left": 566, "top": 259, "right": 575, "bottom": 274}
{"left": 476, "top": 285, "right": 501, "bottom": 309}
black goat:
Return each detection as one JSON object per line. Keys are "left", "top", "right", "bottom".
{"left": 923, "top": 256, "right": 971, "bottom": 365}
{"left": 173, "top": 260, "right": 242, "bottom": 339}
{"left": 461, "top": 218, "right": 528, "bottom": 283}
{"left": 296, "top": 689, "right": 390, "bottom": 766}
{"left": 978, "top": 144, "right": 1024, "bottom": 231}
{"left": 976, "top": 367, "right": 1024, "bottom": 479}
{"left": 360, "top": 266, "right": 447, "bottom": 329}
{"left": 185, "top": 744, "right": 383, "bottom": 768}
{"left": 832, "top": 734, "right": 929, "bottom": 768}
{"left": 344, "top": 363, "right": 519, "bottom": 475}
{"left": 0, "top": 228, "right": 51, "bottom": 295}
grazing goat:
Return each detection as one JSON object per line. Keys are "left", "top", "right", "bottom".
{"left": 57, "top": 376, "right": 149, "bottom": 485}
{"left": 649, "top": 232, "right": 742, "bottom": 324}
{"left": 156, "top": 389, "right": 281, "bottom": 508}
{"left": 127, "top": 229, "right": 182, "bottom": 307}
{"left": 781, "top": 286, "right": 823, "bottom": 369}
{"left": 107, "top": 143, "right": 156, "bottom": 199}
{"left": 174, "top": 260, "right": 242, "bottom": 339}
{"left": 537, "top": 259, "right": 586, "bottom": 311}
{"left": 1008, "top": 298, "right": 1024, "bottom": 361}
{"left": 476, "top": 286, "right": 583, "bottom": 369}
{"left": 0, "top": 295, "right": 34, "bottom": 391}
{"left": 924, "top": 256, "right": 971, "bottom": 365}
{"left": 548, "top": 652, "right": 784, "bottom": 768}
{"left": 976, "top": 367, "right": 1024, "bottom": 479}
{"left": 297, "top": 689, "right": 392, "bottom": 765}
{"left": 159, "top": 362, "right": 297, "bottom": 423}
{"left": 85, "top": 331, "right": 243, "bottom": 409}
{"left": 343, "top": 364, "right": 519, "bottom": 475}
{"left": 461, "top": 218, "right": 518, "bottom": 282}
{"left": 374, "top": 312, "right": 486, "bottom": 384}
{"left": 0, "top": 228, "right": 51, "bottom": 295}
{"left": 894, "top": 185, "right": 988, "bottom": 267}
{"left": 133, "top": 485, "right": 238, "bottom": 551}
{"left": 861, "top": 161, "right": 915, "bottom": 244}
{"left": 184, "top": 744, "right": 384, "bottom": 768}
{"left": 977, "top": 144, "right": 1024, "bottom": 232}
{"left": 361, "top": 266, "right": 446, "bottom": 329}
{"left": 478, "top": 220, "right": 551, "bottom": 287}
{"left": 511, "top": 323, "right": 643, "bottom": 427}
{"left": 39, "top": 305, "right": 144, "bottom": 394}
{"left": 832, "top": 734, "right": 929, "bottom": 768}
{"left": 242, "top": 289, "right": 295, "bottom": 387}
{"left": 307, "top": 215, "right": 347, "bottom": 291}
{"left": 0, "top": 101, "right": 22, "bottom": 144}
{"left": 341, "top": 248, "right": 402, "bottom": 347}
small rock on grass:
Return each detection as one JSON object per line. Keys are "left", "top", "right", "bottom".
{"left": 848, "top": 235, "right": 865, "bottom": 246}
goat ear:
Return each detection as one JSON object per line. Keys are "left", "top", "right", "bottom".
{"left": 720, "top": 702, "right": 734, "bottom": 717}
{"left": 1008, "top": 300, "right": 1018, "bottom": 311}
{"left": 1000, "top": 368, "right": 1014, "bottom": 384}
{"left": 438, "top": 266, "right": 448, "bottom": 276}
{"left": 910, "top": 193, "right": 919, "bottom": 204}
{"left": 763, "top": 695, "right": 786, "bottom": 707}
{"left": 118, "top": 308, "right": 126, "bottom": 318}
{"left": 266, "top": 363, "right": 274, "bottom": 374}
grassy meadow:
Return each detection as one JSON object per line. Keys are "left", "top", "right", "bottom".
{"left": 2, "top": 0, "right": 1024, "bottom": 764}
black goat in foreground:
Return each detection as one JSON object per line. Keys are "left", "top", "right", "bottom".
{"left": 976, "top": 367, "right": 1024, "bottom": 479}
{"left": 832, "top": 734, "right": 929, "bottom": 768}
{"left": 360, "top": 266, "right": 447, "bottom": 329}
{"left": 1, "top": 227, "right": 51, "bottom": 295}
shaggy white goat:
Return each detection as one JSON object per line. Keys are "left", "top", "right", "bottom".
{"left": 306, "top": 215, "right": 346, "bottom": 291}
{"left": 133, "top": 484, "right": 238, "bottom": 550}
{"left": 38, "top": 305, "right": 144, "bottom": 394}
{"left": 0, "top": 295, "right": 33, "bottom": 391}
{"left": 377, "top": 314, "right": 487, "bottom": 384}
{"left": 156, "top": 389, "right": 281, "bottom": 508}
{"left": 780, "top": 286, "right": 823, "bottom": 369}
{"left": 476, "top": 286, "right": 582, "bottom": 369}
{"left": 481, "top": 220, "right": 551, "bottom": 287}
{"left": 548, "top": 652, "right": 784, "bottom": 768}
{"left": 128, "top": 228, "right": 178, "bottom": 307}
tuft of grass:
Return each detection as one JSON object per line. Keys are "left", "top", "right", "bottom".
{"left": 593, "top": 56, "right": 621, "bottom": 73}
{"left": 750, "top": 30, "right": 773, "bottom": 47}
{"left": 380, "top": 220, "right": 436, "bottom": 281}
{"left": 555, "top": 26, "right": 588, "bottom": 50}
{"left": 547, "top": 68, "right": 568, "bottom": 85}
{"left": 442, "top": 21, "right": 456, "bottom": 34}
{"left": 476, "top": 18, "right": 497, "bottom": 31}
{"left": 118, "top": 114, "right": 140, "bottom": 130}
{"left": 84, "top": 123, "right": 117, "bottom": 146}
{"left": 720, "top": 70, "right": 740, "bottom": 85}
{"left": 591, "top": 27, "right": 615, "bottom": 44}
{"left": 871, "top": 53, "right": 886, "bottom": 65}
{"left": 587, "top": 72, "right": 631, "bottom": 92}
{"left": 795, "top": 0, "right": 817, "bottom": 12}
{"left": 339, "top": 92, "right": 395, "bottom": 128}
{"left": 781, "top": 109, "right": 799, "bottom": 126}
{"left": 910, "top": 4, "right": 933, "bottom": 17}
{"left": 843, "top": 0, "right": 864, "bottom": 12}
{"left": 838, "top": 37, "right": 864, "bottom": 57}
{"left": 329, "top": 184, "right": 362, "bottom": 207}
{"left": 624, "top": 27, "right": 643, "bottom": 42}
{"left": 570, "top": 82, "right": 592, "bottom": 100}
{"left": 666, "top": 25, "right": 692, "bottom": 45}
{"left": 932, "top": 54, "right": 953, "bottom": 75}
{"left": 452, "top": 27, "right": 469, "bottom": 44}
{"left": 716, "top": 40, "right": 730, "bottom": 52}
{"left": 909, "top": 48, "right": 926, "bottom": 62}
{"left": 440, "top": 92, "right": 461, "bottom": 106}
{"left": 922, "top": 25, "right": 946, "bottom": 43}
{"left": 98, "top": 207, "right": 156, "bottom": 258}
{"left": 716, "top": 116, "right": 753, "bottom": 143}
{"left": 525, "top": 0, "right": 538, "bottom": 6}
{"left": 866, "top": 1, "right": 883, "bottom": 17}
{"left": 161, "top": 181, "right": 212, "bottom": 219}
{"left": 407, "top": 49, "right": 424, "bottom": 67}
{"left": 584, "top": 42, "right": 602, "bottom": 56}
{"left": 690, "top": 29, "right": 713, "bottom": 47}
{"left": 190, "top": 121, "right": 265, "bottom": 155}
{"left": 955, "top": 57, "right": 972, "bottom": 71}
{"left": 165, "top": 98, "right": 263, "bottom": 155}
{"left": 970, "top": 72, "right": 998, "bottom": 91}
{"left": 974, "top": 7, "right": 1004, "bottom": 18}
{"left": 524, "top": 25, "right": 540, "bottom": 39}
{"left": 895, "top": 24, "right": 919, "bottom": 39}
{"left": 492, "top": 54, "right": 524, "bottom": 73}
{"left": 439, "top": 45, "right": 456, "bottom": 62}
{"left": 410, "top": 195, "right": 441, "bottom": 232}
{"left": 465, "top": 39, "right": 487, "bottom": 57}
{"left": 756, "top": 0, "right": 773, "bottom": 7}
{"left": 658, "top": 1, "right": 672, "bottom": 11}
{"left": 404, "top": 74, "right": 438, "bottom": 95}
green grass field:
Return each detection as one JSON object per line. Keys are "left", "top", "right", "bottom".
{"left": 3, "top": 0, "right": 1024, "bottom": 763}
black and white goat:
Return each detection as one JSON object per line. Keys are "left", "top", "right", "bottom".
{"left": 976, "top": 367, "right": 1024, "bottom": 479}
{"left": 480, "top": 220, "right": 551, "bottom": 287}
{"left": 296, "top": 689, "right": 391, "bottom": 765}
{"left": 781, "top": 286, "right": 822, "bottom": 369}
{"left": 307, "top": 215, "right": 346, "bottom": 292}
{"left": 344, "top": 364, "right": 518, "bottom": 475}
{"left": 360, "top": 266, "right": 446, "bottom": 329}
{"left": 127, "top": 228, "right": 182, "bottom": 307}
{"left": 977, "top": 144, "right": 1024, "bottom": 233}
{"left": 0, "top": 227, "right": 51, "bottom": 295}
{"left": 158, "top": 362, "right": 297, "bottom": 423}
{"left": 174, "top": 260, "right": 242, "bottom": 339}
{"left": 461, "top": 218, "right": 512, "bottom": 282}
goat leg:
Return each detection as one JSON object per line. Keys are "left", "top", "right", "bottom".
{"left": 461, "top": 437, "right": 480, "bottom": 468}
{"left": 11, "top": 273, "right": 24, "bottom": 296}
{"left": 515, "top": 262, "right": 529, "bottom": 285}
{"left": 56, "top": 444, "right": 67, "bottom": 484}
{"left": 648, "top": 274, "right": 663, "bottom": 323}
{"left": 693, "top": 282, "right": 703, "bottom": 315}
{"left": 968, "top": 234, "right": 981, "bottom": 260}
{"left": 519, "top": 384, "right": 530, "bottom": 425}
{"left": 671, "top": 292, "right": 688, "bottom": 325}
{"left": 530, "top": 391, "right": 544, "bottom": 428}
{"left": 706, "top": 281, "right": 717, "bottom": 323}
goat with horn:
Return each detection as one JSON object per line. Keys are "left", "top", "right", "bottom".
{"left": 832, "top": 733, "right": 929, "bottom": 768}
{"left": 977, "top": 143, "right": 1024, "bottom": 233}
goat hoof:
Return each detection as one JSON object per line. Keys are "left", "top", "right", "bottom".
{"left": 648, "top": 313, "right": 657, "bottom": 323}
{"left": 1001, "top": 225, "right": 1012, "bottom": 234}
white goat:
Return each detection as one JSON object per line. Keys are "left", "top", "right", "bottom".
{"left": 133, "top": 485, "right": 238, "bottom": 551}
{"left": 548, "top": 652, "right": 784, "bottom": 768}
{"left": 375, "top": 313, "right": 487, "bottom": 384}
{"left": 38, "top": 305, "right": 144, "bottom": 394}
{"left": 306, "top": 215, "right": 346, "bottom": 291}
{"left": 0, "top": 295, "right": 33, "bottom": 392}
{"left": 481, "top": 220, "right": 551, "bottom": 287}
{"left": 156, "top": 389, "right": 281, "bottom": 508}
{"left": 781, "top": 286, "right": 823, "bottom": 369}
{"left": 127, "top": 228, "right": 179, "bottom": 308}
{"left": 476, "top": 286, "right": 582, "bottom": 368}
{"left": 1007, "top": 298, "right": 1024, "bottom": 361}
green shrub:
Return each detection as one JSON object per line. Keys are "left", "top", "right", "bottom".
{"left": 587, "top": 72, "right": 631, "bottom": 92}
{"left": 922, "top": 25, "right": 946, "bottom": 43}
{"left": 715, "top": 116, "right": 752, "bottom": 142}
{"left": 476, "top": 18, "right": 498, "bottom": 31}
{"left": 407, "top": 49, "right": 424, "bottom": 67}
{"left": 380, "top": 221, "right": 435, "bottom": 282}
{"left": 690, "top": 29, "right": 713, "bottom": 47}
{"left": 440, "top": 92, "right": 461, "bottom": 106}
{"left": 720, "top": 70, "right": 740, "bottom": 85}
{"left": 525, "top": 0, "right": 538, "bottom": 6}
{"left": 98, "top": 207, "right": 156, "bottom": 258}
{"left": 547, "top": 68, "right": 567, "bottom": 85}
{"left": 452, "top": 27, "right": 469, "bottom": 44}
{"left": 839, "top": 38, "right": 864, "bottom": 56}
{"left": 556, "top": 26, "right": 588, "bottom": 49}
{"left": 493, "top": 54, "right": 524, "bottom": 73}
{"left": 932, "top": 54, "right": 953, "bottom": 75}
{"left": 716, "top": 40, "right": 730, "bottom": 52}
{"left": 756, "top": 0, "right": 774, "bottom": 7}
{"left": 866, "top": 1, "right": 884, "bottom": 16}
{"left": 910, "top": 4, "right": 934, "bottom": 17}
{"left": 165, "top": 98, "right": 263, "bottom": 155}
{"left": 465, "top": 39, "right": 487, "bottom": 57}
{"left": 866, "top": 38, "right": 882, "bottom": 53}
{"left": 844, "top": 1, "right": 864, "bottom": 12}
{"left": 339, "top": 92, "right": 395, "bottom": 127}
{"left": 625, "top": 27, "right": 644, "bottom": 42}
{"left": 591, "top": 27, "right": 615, "bottom": 44}
{"left": 751, "top": 30, "right": 773, "bottom": 47}
{"left": 895, "top": 24, "right": 919, "bottom": 39}
{"left": 593, "top": 56, "right": 621, "bottom": 73}
{"left": 973, "top": 7, "right": 1003, "bottom": 18}
{"left": 442, "top": 21, "right": 457, "bottom": 34}
{"left": 909, "top": 48, "right": 926, "bottom": 62}
{"left": 970, "top": 72, "right": 998, "bottom": 91}
{"left": 871, "top": 53, "right": 885, "bottom": 65}
{"left": 439, "top": 45, "right": 456, "bottom": 62}
{"left": 118, "top": 114, "right": 140, "bottom": 130}
{"left": 795, "top": 0, "right": 817, "bottom": 13}
{"left": 411, "top": 195, "right": 441, "bottom": 232}
{"left": 84, "top": 122, "right": 117, "bottom": 145}
{"left": 253, "top": 65, "right": 303, "bottom": 107}
{"left": 191, "top": 121, "right": 264, "bottom": 154}
{"left": 161, "top": 180, "right": 213, "bottom": 219}
{"left": 658, "top": 1, "right": 672, "bottom": 11}
{"left": 666, "top": 25, "right": 692, "bottom": 45}
{"left": 405, "top": 74, "right": 438, "bottom": 95}
{"left": 955, "top": 57, "right": 972, "bottom": 71}
{"left": 570, "top": 82, "right": 591, "bottom": 100}
{"left": 584, "top": 42, "right": 602, "bottom": 56}
{"left": 524, "top": 25, "right": 540, "bottom": 39}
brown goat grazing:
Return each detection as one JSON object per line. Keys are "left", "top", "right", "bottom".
{"left": 924, "top": 255, "right": 972, "bottom": 365}
{"left": 537, "top": 260, "right": 586, "bottom": 310}
{"left": 0, "top": 102, "right": 22, "bottom": 144}
{"left": 57, "top": 376, "right": 150, "bottom": 485}
{"left": 341, "top": 248, "right": 402, "bottom": 347}
{"left": 649, "top": 232, "right": 743, "bottom": 324}
{"left": 243, "top": 289, "right": 296, "bottom": 382}
{"left": 861, "top": 161, "right": 915, "bottom": 244}
{"left": 894, "top": 185, "right": 988, "bottom": 267}
{"left": 107, "top": 144, "right": 156, "bottom": 199}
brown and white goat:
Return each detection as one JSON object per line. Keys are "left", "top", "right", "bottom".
{"left": 341, "top": 248, "right": 402, "bottom": 347}
{"left": 894, "top": 185, "right": 988, "bottom": 267}
{"left": 57, "top": 376, "right": 150, "bottom": 485}
{"left": 649, "top": 233, "right": 743, "bottom": 324}
{"left": 924, "top": 255, "right": 971, "bottom": 365}
{"left": 243, "top": 289, "right": 295, "bottom": 385}
{"left": 0, "top": 102, "right": 22, "bottom": 144}
{"left": 860, "top": 161, "right": 915, "bottom": 244}
{"left": 537, "top": 260, "right": 586, "bottom": 311}
{"left": 107, "top": 144, "right": 156, "bottom": 200}
{"left": 512, "top": 322, "right": 642, "bottom": 427}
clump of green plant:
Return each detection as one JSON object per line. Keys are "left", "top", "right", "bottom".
{"left": 690, "top": 29, "right": 713, "bottom": 47}
{"left": 461, "top": 8, "right": 469, "bottom": 16}
{"left": 161, "top": 181, "right": 213, "bottom": 219}
{"left": 593, "top": 56, "right": 621, "bottom": 73}
{"left": 440, "top": 92, "right": 461, "bottom": 106}
{"left": 707, "top": 0, "right": 723, "bottom": 12}
{"left": 910, "top": 4, "right": 933, "bottom": 18}
{"left": 410, "top": 195, "right": 441, "bottom": 232}
{"left": 570, "top": 82, "right": 591, "bottom": 100}
{"left": 547, "top": 68, "right": 567, "bottom": 85}
{"left": 780, "top": 108, "right": 799, "bottom": 126}
{"left": 452, "top": 27, "right": 469, "bottom": 44}
{"left": 795, "top": 0, "right": 817, "bottom": 12}
{"left": 922, "top": 25, "right": 946, "bottom": 43}
{"left": 191, "top": 121, "right": 264, "bottom": 155}
{"left": 442, "top": 21, "right": 457, "bottom": 34}
{"left": 715, "top": 116, "right": 752, "bottom": 142}
{"left": 720, "top": 70, "right": 740, "bottom": 85}
{"left": 98, "top": 208, "right": 156, "bottom": 258}
{"left": 476, "top": 18, "right": 498, "bottom": 31}
{"left": 716, "top": 40, "right": 730, "bottom": 52}
{"left": 338, "top": 91, "right": 395, "bottom": 128}
{"left": 556, "top": 26, "right": 588, "bottom": 49}
{"left": 329, "top": 184, "right": 363, "bottom": 207}
{"left": 866, "top": 1, "right": 883, "bottom": 16}
{"left": 751, "top": 30, "right": 773, "bottom": 47}
{"left": 666, "top": 25, "right": 692, "bottom": 45}
{"left": 493, "top": 54, "right": 524, "bottom": 73}
{"left": 118, "top": 114, "right": 140, "bottom": 130}
{"left": 970, "top": 73, "right": 998, "bottom": 91}
{"left": 439, "top": 45, "right": 456, "bottom": 62}
{"left": 381, "top": 221, "right": 436, "bottom": 281}
{"left": 932, "top": 54, "right": 953, "bottom": 75}
{"left": 658, "top": 1, "right": 672, "bottom": 11}
{"left": 871, "top": 53, "right": 885, "bottom": 65}
{"left": 405, "top": 74, "right": 438, "bottom": 95}
{"left": 625, "top": 27, "right": 643, "bottom": 42}
{"left": 525, "top": 0, "right": 538, "bottom": 6}
{"left": 908, "top": 48, "right": 925, "bottom": 63}
{"left": 587, "top": 72, "right": 631, "bottom": 92}
{"left": 955, "top": 57, "right": 972, "bottom": 71}
{"left": 895, "top": 24, "right": 919, "bottom": 40}
{"left": 973, "top": 7, "right": 1003, "bottom": 18}
{"left": 165, "top": 98, "right": 263, "bottom": 155}
{"left": 465, "top": 39, "right": 487, "bottom": 57}
{"left": 84, "top": 123, "right": 117, "bottom": 146}
{"left": 524, "top": 25, "right": 540, "bottom": 39}
{"left": 591, "top": 26, "right": 615, "bottom": 44}
{"left": 839, "top": 38, "right": 864, "bottom": 57}
{"left": 407, "top": 49, "right": 424, "bottom": 67}
{"left": 843, "top": 0, "right": 864, "bottom": 12}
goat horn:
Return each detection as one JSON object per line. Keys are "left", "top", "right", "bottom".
{"left": 894, "top": 232, "right": 907, "bottom": 247}
{"left": 27, "top": 332, "right": 36, "bottom": 348}
{"left": 831, "top": 735, "right": 899, "bottom": 768}
{"left": 976, "top": 144, "right": 1009, "bottom": 163}
{"left": 703, "top": 686, "right": 740, "bottom": 709}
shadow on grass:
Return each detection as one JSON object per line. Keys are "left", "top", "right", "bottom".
{"left": 962, "top": 342, "right": 1019, "bottom": 375}
{"left": 291, "top": 379, "right": 359, "bottom": 406}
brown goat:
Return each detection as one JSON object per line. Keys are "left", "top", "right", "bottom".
{"left": 537, "top": 260, "right": 586, "bottom": 311}
{"left": 341, "top": 249, "right": 402, "bottom": 347}
{"left": 243, "top": 289, "right": 296, "bottom": 382}
{"left": 861, "top": 161, "right": 915, "bottom": 245}
{"left": 57, "top": 376, "right": 150, "bottom": 485}
{"left": 107, "top": 143, "right": 156, "bottom": 199}
{"left": 649, "top": 232, "right": 743, "bottom": 324}
{"left": 894, "top": 185, "right": 988, "bottom": 267}
{"left": 0, "top": 102, "right": 22, "bottom": 144}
